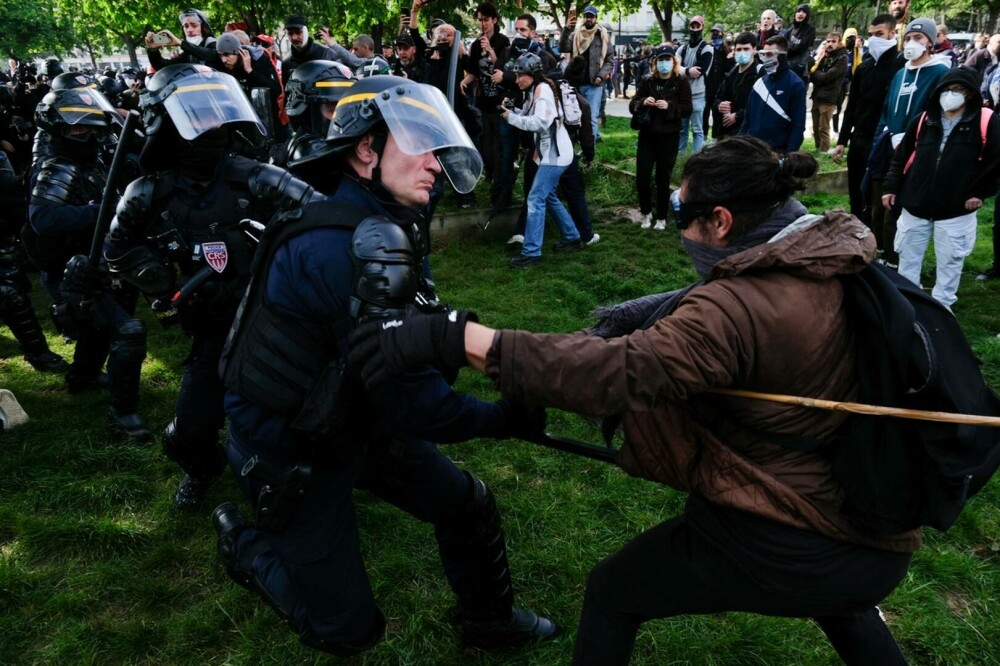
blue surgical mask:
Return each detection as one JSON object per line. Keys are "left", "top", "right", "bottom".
{"left": 656, "top": 59, "right": 672, "bottom": 75}
{"left": 735, "top": 51, "right": 753, "bottom": 66}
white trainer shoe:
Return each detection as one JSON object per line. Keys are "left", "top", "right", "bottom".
{"left": 638, "top": 212, "right": 652, "bottom": 228}
{"left": 507, "top": 234, "right": 525, "bottom": 245}
{"left": 586, "top": 234, "right": 601, "bottom": 245}
{"left": 653, "top": 219, "right": 667, "bottom": 231}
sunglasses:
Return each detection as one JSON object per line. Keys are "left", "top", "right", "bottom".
{"left": 674, "top": 197, "right": 781, "bottom": 230}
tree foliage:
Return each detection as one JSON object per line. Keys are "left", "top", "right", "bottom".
{"left": 0, "top": 0, "right": 73, "bottom": 59}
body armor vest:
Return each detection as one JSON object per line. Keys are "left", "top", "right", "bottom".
{"left": 221, "top": 196, "right": 439, "bottom": 442}
{"left": 24, "top": 156, "right": 106, "bottom": 274}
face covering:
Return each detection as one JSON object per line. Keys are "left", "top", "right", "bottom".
{"left": 185, "top": 35, "right": 202, "bottom": 45}
{"left": 939, "top": 90, "right": 966, "bottom": 112}
{"left": 759, "top": 52, "right": 779, "bottom": 73}
{"left": 867, "top": 36, "right": 896, "bottom": 61}
{"left": 845, "top": 36, "right": 856, "bottom": 49}
{"left": 656, "top": 59, "right": 672, "bottom": 75}
{"left": 903, "top": 40, "right": 926, "bottom": 61}
{"left": 712, "top": 35, "right": 723, "bottom": 47}
{"left": 689, "top": 29, "right": 703, "bottom": 43}
{"left": 511, "top": 36, "right": 532, "bottom": 53}
{"left": 735, "top": 51, "right": 753, "bottom": 66}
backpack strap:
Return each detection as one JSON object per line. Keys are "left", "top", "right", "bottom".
{"left": 902, "top": 112, "right": 927, "bottom": 174}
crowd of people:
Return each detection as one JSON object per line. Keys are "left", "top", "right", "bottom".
{"left": 0, "top": 1, "right": 999, "bottom": 663}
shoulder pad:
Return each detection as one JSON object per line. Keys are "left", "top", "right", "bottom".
{"left": 248, "top": 162, "right": 324, "bottom": 209}
{"left": 113, "top": 176, "right": 160, "bottom": 230}
{"left": 31, "top": 157, "right": 81, "bottom": 206}
{"left": 351, "top": 216, "right": 415, "bottom": 265}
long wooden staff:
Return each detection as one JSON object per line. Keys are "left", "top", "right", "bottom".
{"left": 709, "top": 388, "right": 1000, "bottom": 427}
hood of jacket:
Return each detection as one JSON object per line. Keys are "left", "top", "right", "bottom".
{"left": 711, "top": 204, "right": 877, "bottom": 282}
{"left": 905, "top": 52, "right": 952, "bottom": 70}
{"left": 931, "top": 65, "right": 980, "bottom": 99}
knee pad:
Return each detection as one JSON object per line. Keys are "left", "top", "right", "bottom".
{"left": 298, "top": 607, "right": 386, "bottom": 657}
{"left": 162, "top": 417, "right": 226, "bottom": 479}
{"left": 111, "top": 318, "right": 147, "bottom": 362}
{"left": 0, "top": 283, "right": 26, "bottom": 317}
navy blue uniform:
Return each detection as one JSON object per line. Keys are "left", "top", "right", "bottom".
{"left": 224, "top": 176, "right": 516, "bottom": 651}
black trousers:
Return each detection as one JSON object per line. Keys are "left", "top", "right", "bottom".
{"left": 572, "top": 498, "right": 911, "bottom": 666}
{"left": 847, "top": 138, "right": 872, "bottom": 228}
{"left": 636, "top": 131, "right": 680, "bottom": 219}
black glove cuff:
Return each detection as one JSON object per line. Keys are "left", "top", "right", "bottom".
{"left": 439, "top": 309, "right": 477, "bottom": 370}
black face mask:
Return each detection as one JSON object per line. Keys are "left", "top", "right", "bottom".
{"left": 690, "top": 29, "right": 703, "bottom": 43}
{"left": 176, "top": 127, "right": 229, "bottom": 180}
{"left": 511, "top": 36, "right": 532, "bottom": 53}
{"left": 846, "top": 36, "right": 856, "bottom": 49}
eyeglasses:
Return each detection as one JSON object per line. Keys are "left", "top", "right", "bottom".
{"left": 674, "top": 197, "right": 781, "bottom": 230}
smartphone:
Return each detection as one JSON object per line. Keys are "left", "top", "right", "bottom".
{"left": 150, "top": 32, "right": 172, "bottom": 47}
{"left": 568, "top": 8, "right": 577, "bottom": 21}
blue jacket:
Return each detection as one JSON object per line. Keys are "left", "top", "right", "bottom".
{"left": 225, "top": 176, "right": 508, "bottom": 459}
{"left": 738, "top": 66, "right": 806, "bottom": 152}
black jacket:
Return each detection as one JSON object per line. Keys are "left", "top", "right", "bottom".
{"left": 713, "top": 63, "right": 763, "bottom": 137}
{"left": 837, "top": 48, "right": 902, "bottom": 147}
{"left": 282, "top": 40, "right": 339, "bottom": 92}
{"left": 629, "top": 74, "right": 693, "bottom": 135}
{"left": 884, "top": 71, "right": 1000, "bottom": 220}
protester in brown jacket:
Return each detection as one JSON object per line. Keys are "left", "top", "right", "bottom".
{"left": 351, "top": 137, "right": 918, "bottom": 666}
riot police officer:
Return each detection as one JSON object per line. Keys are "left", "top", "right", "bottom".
{"left": 25, "top": 88, "right": 149, "bottom": 440}
{"left": 282, "top": 59, "right": 354, "bottom": 190}
{"left": 104, "top": 64, "right": 321, "bottom": 508}
{"left": 0, "top": 148, "right": 67, "bottom": 372}
{"left": 214, "top": 75, "right": 557, "bottom": 657}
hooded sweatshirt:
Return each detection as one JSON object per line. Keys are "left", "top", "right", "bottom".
{"left": 878, "top": 53, "right": 951, "bottom": 137}
{"left": 884, "top": 66, "right": 1000, "bottom": 220}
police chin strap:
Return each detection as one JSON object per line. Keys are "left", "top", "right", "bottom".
{"left": 368, "top": 130, "right": 389, "bottom": 194}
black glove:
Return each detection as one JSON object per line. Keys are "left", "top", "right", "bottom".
{"left": 498, "top": 399, "right": 547, "bottom": 441}
{"left": 63, "top": 255, "right": 107, "bottom": 294}
{"left": 349, "top": 308, "right": 478, "bottom": 387}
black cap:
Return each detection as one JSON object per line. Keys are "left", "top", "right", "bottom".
{"left": 653, "top": 44, "right": 675, "bottom": 58}
{"left": 284, "top": 15, "right": 307, "bottom": 29}
{"left": 395, "top": 32, "right": 415, "bottom": 47}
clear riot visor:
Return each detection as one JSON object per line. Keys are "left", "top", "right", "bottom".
{"left": 59, "top": 83, "right": 125, "bottom": 125}
{"left": 349, "top": 83, "right": 482, "bottom": 193}
{"left": 162, "top": 71, "right": 265, "bottom": 140}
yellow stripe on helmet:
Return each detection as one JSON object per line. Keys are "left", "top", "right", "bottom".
{"left": 58, "top": 107, "right": 104, "bottom": 114}
{"left": 175, "top": 83, "right": 230, "bottom": 93}
{"left": 337, "top": 92, "right": 377, "bottom": 106}
{"left": 398, "top": 96, "right": 441, "bottom": 118}
{"left": 315, "top": 81, "right": 354, "bottom": 88}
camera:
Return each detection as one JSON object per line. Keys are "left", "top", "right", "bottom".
{"left": 502, "top": 98, "right": 515, "bottom": 111}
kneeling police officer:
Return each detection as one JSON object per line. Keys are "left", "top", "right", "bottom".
{"left": 214, "top": 75, "right": 557, "bottom": 656}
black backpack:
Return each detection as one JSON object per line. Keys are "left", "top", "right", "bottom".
{"left": 826, "top": 263, "right": 1000, "bottom": 535}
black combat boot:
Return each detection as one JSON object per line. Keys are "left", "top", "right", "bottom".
{"left": 436, "top": 474, "right": 559, "bottom": 648}
{"left": 2, "top": 290, "right": 69, "bottom": 373}
{"left": 107, "top": 318, "right": 149, "bottom": 442}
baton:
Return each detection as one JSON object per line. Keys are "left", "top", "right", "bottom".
{"left": 89, "top": 110, "right": 140, "bottom": 262}
{"left": 520, "top": 432, "right": 618, "bottom": 464}
{"left": 447, "top": 30, "right": 461, "bottom": 106}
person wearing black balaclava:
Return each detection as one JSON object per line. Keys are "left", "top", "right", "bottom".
{"left": 786, "top": 4, "right": 816, "bottom": 81}
{"left": 103, "top": 63, "right": 322, "bottom": 510}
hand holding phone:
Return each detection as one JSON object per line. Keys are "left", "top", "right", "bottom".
{"left": 148, "top": 31, "right": 172, "bottom": 48}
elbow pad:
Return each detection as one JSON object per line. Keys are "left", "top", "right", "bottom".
{"left": 350, "top": 216, "right": 417, "bottom": 321}
{"left": 248, "top": 163, "right": 324, "bottom": 209}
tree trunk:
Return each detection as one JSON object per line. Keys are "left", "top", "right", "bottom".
{"left": 653, "top": 0, "right": 674, "bottom": 41}
{"left": 123, "top": 34, "right": 140, "bottom": 68}
{"left": 990, "top": 3, "right": 1000, "bottom": 33}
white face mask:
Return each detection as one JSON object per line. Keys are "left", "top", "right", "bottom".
{"left": 939, "top": 90, "right": 966, "bottom": 112}
{"left": 903, "top": 40, "right": 927, "bottom": 61}
{"left": 185, "top": 35, "right": 202, "bottom": 45}
{"left": 866, "top": 36, "right": 896, "bottom": 61}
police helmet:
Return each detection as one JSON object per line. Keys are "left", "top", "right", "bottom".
{"left": 34, "top": 88, "right": 111, "bottom": 142}
{"left": 284, "top": 60, "right": 355, "bottom": 117}
{"left": 356, "top": 55, "right": 390, "bottom": 79}
{"left": 511, "top": 52, "right": 543, "bottom": 77}
{"left": 327, "top": 76, "right": 482, "bottom": 193}
{"left": 286, "top": 132, "right": 337, "bottom": 171}
{"left": 51, "top": 72, "right": 99, "bottom": 91}
{"left": 141, "top": 63, "right": 264, "bottom": 139}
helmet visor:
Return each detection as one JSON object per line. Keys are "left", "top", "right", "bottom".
{"left": 64, "top": 86, "right": 124, "bottom": 127}
{"left": 361, "top": 83, "right": 482, "bottom": 193}
{"left": 54, "top": 91, "right": 113, "bottom": 127}
{"left": 162, "top": 69, "right": 265, "bottom": 140}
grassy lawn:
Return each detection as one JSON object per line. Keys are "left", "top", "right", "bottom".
{"left": 1, "top": 131, "right": 999, "bottom": 664}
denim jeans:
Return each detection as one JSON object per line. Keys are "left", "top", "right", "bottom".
{"left": 522, "top": 163, "right": 580, "bottom": 257}
{"left": 580, "top": 84, "right": 604, "bottom": 140}
{"left": 678, "top": 95, "right": 707, "bottom": 154}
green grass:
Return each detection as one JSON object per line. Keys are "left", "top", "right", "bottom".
{"left": 1, "top": 156, "right": 999, "bottom": 663}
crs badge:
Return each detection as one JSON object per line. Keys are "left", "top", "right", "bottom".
{"left": 203, "top": 241, "right": 228, "bottom": 273}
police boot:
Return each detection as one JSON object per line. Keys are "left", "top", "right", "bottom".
{"left": 163, "top": 419, "right": 225, "bottom": 509}
{"left": 436, "top": 474, "right": 558, "bottom": 649}
{"left": 107, "top": 319, "right": 149, "bottom": 443}
{"left": 0, "top": 287, "right": 68, "bottom": 373}
{"left": 212, "top": 502, "right": 291, "bottom": 622}
{"left": 65, "top": 371, "right": 110, "bottom": 394}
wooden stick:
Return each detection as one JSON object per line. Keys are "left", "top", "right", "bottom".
{"left": 708, "top": 388, "right": 1000, "bottom": 427}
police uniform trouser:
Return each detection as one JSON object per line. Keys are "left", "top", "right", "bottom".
{"left": 572, "top": 496, "right": 912, "bottom": 666}
{"left": 226, "top": 432, "right": 509, "bottom": 652}
{"left": 166, "top": 329, "right": 228, "bottom": 481}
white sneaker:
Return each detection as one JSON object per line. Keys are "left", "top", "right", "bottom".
{"left": 653, "top": 219, "right": 667, "bottom": 231}
{"left": 0, "top": 389, "right": 28, "bottom": 430}
{"left": 586, "top": 233, "right": 600, "bottom": 245}
{"left": 507, "top": 234, "right": 524, "bottom": 245}
{"left": 638, "top": 212, "right": 652, "bottom": 227}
